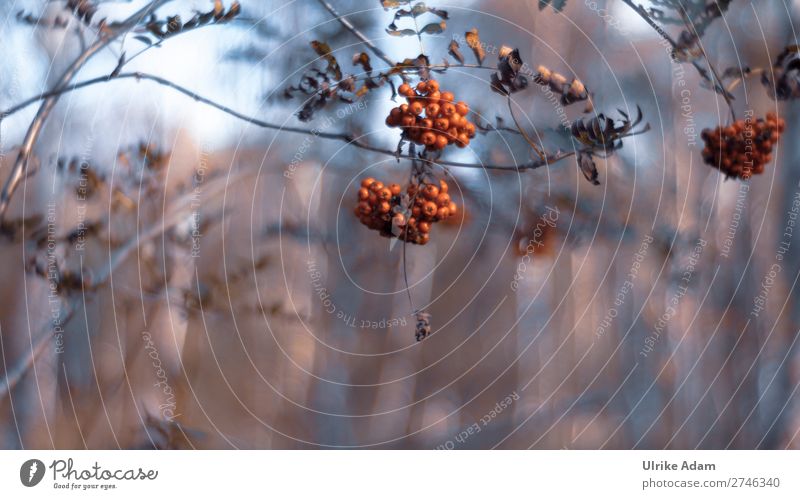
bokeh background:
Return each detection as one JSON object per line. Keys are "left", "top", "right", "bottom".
{"left": 1, "top": 0, "right": 800, "bottom": 449}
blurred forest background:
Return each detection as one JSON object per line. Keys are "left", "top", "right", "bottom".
{"left": 1, "top": 0, "right": 800, "bottom": 449}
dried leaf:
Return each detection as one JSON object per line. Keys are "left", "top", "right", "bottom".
{"left": 353, "top": 52, "right": 373, "bottom": 73}
{"left": 492, "top": 47, "right": 528, "bottom": 94}
{"left": 386, "top": 27, "right": 418, "bottom": 37}
{"left": 355, "top": 85, "right": 370, "bottom": 98}
{"left": 448, "top": 40, "right": 464, "bottom": 64}
{"left": 415, "top": 310, "right": 431, "bottom": 341}
{"left": 390, "top": 54, "right": 431, "bottom": 80}
{"left": 465, "top": 28, "right": 485, "bottom": 65}
{"left": 577, "top": 152, "right": 600, "bottom": 185}
{"left": 763, "top": 44, "right": 800, "bottom": 100}
{"left": 311, "top": 40, "right": 342, "bottom": 80}
{"left": 381, "top": 0, "right": 411, "bottom": 8}
{"left": 419, "top": 21, "right": 445, "bottom": 35}
{"left": 133, "top": 35, "right": 153, "bottom": 46}
{"left": 570, "top": 106, "right": 647, "bottom": 151}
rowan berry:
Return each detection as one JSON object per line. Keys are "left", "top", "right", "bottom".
{"left": 423, "top": 184, "right": 439, "bottom": 200}
{"left": 385, "top": 81, "right": 476, "bottom": 152}
{"left": 426, "top": 103, "right": 441, "bottom": 117}
{"left": 422, "top": 201, "right": 437, "bottom": 218}
{"left": 701, "top": 114, "right": 785, "bottom": 179}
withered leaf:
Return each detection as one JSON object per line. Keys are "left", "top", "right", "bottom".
{"left": 570, "top": 106, "right": 647, "bottom": 151}
{"left": 763, "top": 44, "right": 800, "bottom": 100}
{"left": 577, "top": 152, "right": 600, "bottom": 185}
{"left": 386, "top": 26, "right": 418, "bottom": 37}
{"left": 353, "top": 52, "right": 373, "bottom": 73}
{"left": 490, "top": 73, "right": 508, "bottom": 96}
{"left": 133, "top": 35, "right": 153, "bottom": 46}
{"left": 338, "top": 75, "right": 356, "bottom": 93}
{"left": 381, "top": 0, "right": 411, "bottom": 8}
{"left": 394, "top": 3, "right": 448, "bottom": 19}
{"left": 355, "top": 85, "right": 370, "bottom": 98}
{"left": 448, "top": 40, "right": 464, "bottom": 64}
{"left": 390, "top": 54, "right": 431, "bottom": 80}
{"left": 419, "top": 21, "right": 445, "bottom": 35}
{"left": 310, "top": 40, "right": 342, "bottom": 80}
{"left": 493, "top": 47, "right": 528, "bottom": 94}
{"left": 465, "top": 28, "right": 485, "bottom": 65}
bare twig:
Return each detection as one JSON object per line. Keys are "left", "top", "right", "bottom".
{"left": 507, "top": 96, "right": 545, "bottom": 161}
{"left": 725, "top": 67, "right": 766, "bottom": 94}
{"left": 315, "top": 0, "right": 395, "bottom": 67}
{"left": 0, "top": 0, "right": 172, "bottom": 222}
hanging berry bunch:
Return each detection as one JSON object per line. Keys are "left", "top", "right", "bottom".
{"left": 385, "top": 80, "right": 476, "bottom": 151}
{"left": 355, "top": 177, "right": 458, "bottom": 245}
{"left": 701, "top": 112, "right": 786, "bottom": 180}
{"left": 354, "top": 178, "right": 403, "bottom": 237}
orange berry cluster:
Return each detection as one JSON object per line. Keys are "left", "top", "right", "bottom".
{"left": 386, "top": 80, "right": 476, "bottom": 151}
{"left": 701, "top": 113, "right": 786, "bottom": 179}
{"left": 355, "top": 177, "right": 458, "bottom": 245}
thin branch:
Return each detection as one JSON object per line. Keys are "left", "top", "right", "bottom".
{"left": 675, "top": 4, "right": 736, "bottom": 121}
{"left": 1, "top": 71, "right": 570, "bottom": 172}
{"left": 725, "top": 67, "right": 765, "bottom": 94}
{"left": 315, "top": 0, "right": 395, "bottom": 67}
{"left": 507, "top": 95, "right": 545, "bottom": 161}
{"left": 0, "top": 0, "right": 173, "bottom": 222}
{"left": 620, "top": 0, "right": 734, "bottom": 106}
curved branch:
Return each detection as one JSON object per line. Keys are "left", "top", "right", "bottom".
{"left": 507, "top": 95, "right": 545, "bottom": 161}
{"left": 0, "top": 0, "right": 173, "bottom": 222}
{"left": 1, "top": 71, "right": 572, "bottom": 171}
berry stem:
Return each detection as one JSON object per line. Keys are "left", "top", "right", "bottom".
{"left": 507, "top": 96, "right": 546, "bottom": 162}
